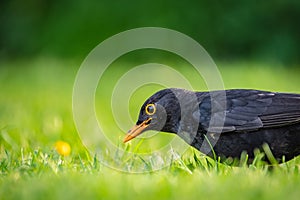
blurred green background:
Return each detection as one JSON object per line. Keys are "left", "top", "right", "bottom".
{"left": 1, "top": 1, "right": 300, "bottom": 200}
{"left": 1, "top": 0, "right": 300, "bottom": 64}
{"left": 1, "top": 0, "right": 300, "bottom": 157}
{"left": 1, "top": 0, "right": 300, "bottom": 159}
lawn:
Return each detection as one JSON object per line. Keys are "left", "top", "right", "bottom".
{"left": 1, "top": 58, "right": 300, "bottom": 200}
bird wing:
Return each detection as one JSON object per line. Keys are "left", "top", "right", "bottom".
{"left": 194, "top": 90, "right": 300, "bottom": 133}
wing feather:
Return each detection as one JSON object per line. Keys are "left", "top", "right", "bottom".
{"left": 195, "top": 90, "right": 300, "bottom": 133}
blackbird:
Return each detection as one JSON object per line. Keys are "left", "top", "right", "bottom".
{"left": 124, "top": 89, "right": 300, "bottom": 162}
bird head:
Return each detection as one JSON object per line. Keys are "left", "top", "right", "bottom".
{"left": 123, "top": 89, "right": 181, "bottom": 143}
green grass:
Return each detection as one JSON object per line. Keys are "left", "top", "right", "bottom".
{"left": 1, "top": 58, "right": 300, "bottom": 200}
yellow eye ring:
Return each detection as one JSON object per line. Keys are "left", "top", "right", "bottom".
{"left": 145, "top": 103, "right": 156, "bottom": 115}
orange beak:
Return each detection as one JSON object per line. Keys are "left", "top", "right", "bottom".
{"left": 123, "top": 118, "right": 152, "bottom": 143}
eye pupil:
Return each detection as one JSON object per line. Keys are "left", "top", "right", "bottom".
{"left": 145, "top": 104, "right": 156, "bottom": 115}
{"left": 148, "top": 106, "right": 154, "bottom": 113}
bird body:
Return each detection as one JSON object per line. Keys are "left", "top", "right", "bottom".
{"left": 124, "top": 89, "right": 300, "bottom": 162}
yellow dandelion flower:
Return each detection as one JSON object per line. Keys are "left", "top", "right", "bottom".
{"left": 55, "top": 141, "right": 71, "bottom": 156}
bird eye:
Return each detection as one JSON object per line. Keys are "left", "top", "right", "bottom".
{"left": 145, "top": 103, "right": 156, "bottom": 115}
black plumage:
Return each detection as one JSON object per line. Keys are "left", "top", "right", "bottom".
{"left": 124, "top": 89, "right": 300, "bottom": 162}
